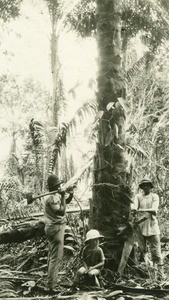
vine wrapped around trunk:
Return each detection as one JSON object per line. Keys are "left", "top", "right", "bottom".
{"left": 91, "top": 0, "right": 131, "bottom": 270}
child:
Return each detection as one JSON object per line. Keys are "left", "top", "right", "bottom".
{"left": 73, "top": 229, "right": 105, "bottom": 288}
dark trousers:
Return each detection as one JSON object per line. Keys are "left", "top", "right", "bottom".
{"left": 45, "top": 223, "right": 65, "bottom": 289}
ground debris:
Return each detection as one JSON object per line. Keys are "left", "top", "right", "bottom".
{"left": 105, "top": 290, "right": 123, "bottom": 298}
{"left": 0, "top": 232, "right": 169, "bottom": 299}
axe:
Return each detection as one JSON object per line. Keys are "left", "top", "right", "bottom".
{"left": 25, "top": 190, "right": 60, "bottom": 204}
{"left": 25, "top": 184, "right": 76, "bottom": 205}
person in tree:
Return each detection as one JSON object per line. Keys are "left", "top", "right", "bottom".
{"left": 44, "top": 174, "right": 73, "bottom": 291}
{"left": 72, "top": 229, "right": 105, "bottom": 288}
{"left": 132, "top": 179, "right": 165, "bottom": 279}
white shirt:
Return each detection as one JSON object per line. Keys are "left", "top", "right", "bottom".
{"left": 132, "top": 192, "right": 160, "bottom": 236}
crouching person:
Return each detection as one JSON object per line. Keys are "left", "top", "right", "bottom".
{"left": 73, "top": 229, "right": 105, "bottom": 288}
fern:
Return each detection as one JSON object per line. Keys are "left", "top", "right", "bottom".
{"left": 127, "top": 51, "right": 151, "bottom": 81}
{"left": 0, "top": 269, "right": 18, "bottom": 298}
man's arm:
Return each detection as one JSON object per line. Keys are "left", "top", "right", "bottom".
{"left": 137, "top": 208, "right": 157, "bottom": 215}
{"left": 131, "top": 194, "right": 139, "bottom": 211}
{"left": 138, "top": 194, "right": 159, "bottom": 216}
{"left": 83, "top": 261, "right": 88, "bottom": 271}
{"left": 49, "top": 194, "right": 66, "bottom": 214}
{"left": 88, "top": 260, "right": 105, "bottom": 271}
{"left": 65, "top": 191, "right": 73, "bottom": 204}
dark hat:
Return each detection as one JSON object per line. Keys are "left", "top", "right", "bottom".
{"left": 47, "top": 174, "right": 63, "bottom": 191}
{"left": 139, "top": 179, "right": 154, "bottom": 189}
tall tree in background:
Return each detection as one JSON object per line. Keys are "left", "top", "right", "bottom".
{"left": 45, "top": 0, "right": 65, "bottom": 127}
{"left": 44, "top": 0, "right": 82, "bottom": 175}
{"left": 91, "top": 0, "right": 131, "bottom": 269}
{"left": 44, "top": 0, "right": 64, "bottom": 175}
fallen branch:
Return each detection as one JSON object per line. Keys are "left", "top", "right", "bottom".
{"left": 0, "top": 220, "right": 45, "bottom": 244}
{"left": 0, "top": 207, "right": 89, "bottom": 244}
{"left": 0, "top": 276, "right": 32, "bottom": 281}
{"left": 0, "top": 298, "right": 54, "bottom": 300}
{"left": 2, "top": 207, "right": 89, "bottom": 221}
{"left": 31, "top": 206, "right": 89, "bottom": 219}
{"left": 110, "top": 283, "right": 169, "bottom": 296}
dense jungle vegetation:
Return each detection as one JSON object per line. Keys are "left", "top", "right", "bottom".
{"left": 1, "top": 0, "right": 169, "bottom": 299}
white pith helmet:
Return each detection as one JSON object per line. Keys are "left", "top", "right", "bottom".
{"left": 85, "top": 229, "right": 104, "bottom": 243}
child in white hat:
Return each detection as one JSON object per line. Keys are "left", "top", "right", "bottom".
{"left": 72, "top": 229, "right": 105, "bottom": 288}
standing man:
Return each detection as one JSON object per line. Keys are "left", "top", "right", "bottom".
{"left": 44, "top": 174, "right": 73, "bottom": 291}
{"left": 132, "top": 179, "right": 165, "bottom": 280}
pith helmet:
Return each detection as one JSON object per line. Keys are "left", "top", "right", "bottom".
{"left": 47, "top": 174, "right": 63, "bottom": 191}
{"left": 139, "top": 179, "right": 154, "bottom": 189}
{"left": 85, "top": 229, "right": 104, "bottom": 243}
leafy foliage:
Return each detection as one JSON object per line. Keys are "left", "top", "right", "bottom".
{"left": 125, "top": 43, "right": 169, "bottom": 199}
{"left": 67, "top": 0, "right": 96, "bottom": 37}
{"left": 1, "top": 0, "right": 169, "bottom": 290}
{"left": 122, "top": 0, "right": 169, "bottom": 50}
{"left": 44, "top": 0, "right": 61, "bottom": 17}
{"left": 67, "top": 0, "right": 169, "bottom": 55}
{"left": 0, "top": 0, "right": 22, "bottom": 21}
{"left": 49, "top": 99, "right": 97, "bottom": 172}
{"left": 29, "top": 119, "right": 46, "bottom": 151}
{"left": 0, "top": 75, "right": 52, "bottom": 216}
{"left": 0, "top": 270, "right": 17, "bottom": 298}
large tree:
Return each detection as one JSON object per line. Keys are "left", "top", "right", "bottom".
{"left": 91, "top": 0, "right": 131, "bottom": 270}
{"left": 44, "top": 0, "right": 82, "bottom": 175}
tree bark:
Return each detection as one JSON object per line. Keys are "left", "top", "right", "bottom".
{"left": 0, "top": 207, "right": 89, "bottom": 244}
{"left": 46, "top": 1, "right": 65, "bottom": 175}
{"left": 92, "top": 0, "right": 131, "bottom": 270}
{"left": 0, "top": 220, "right": 45, "bottom": 244}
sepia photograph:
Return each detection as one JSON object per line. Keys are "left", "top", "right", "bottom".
{"left": 0, "top": 0, "right": 169, "bottom": 299}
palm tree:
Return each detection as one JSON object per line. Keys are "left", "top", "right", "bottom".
{"left": 90, "top": 0, "right": 131, "bottom": 269}
{"left": 44, "top": 0, "right": 82, "bottom": 175}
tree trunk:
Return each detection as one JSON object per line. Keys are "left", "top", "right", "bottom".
{"left": 0, "top": 198, "right": 3, "bottom": 218}
{"left": 91, "top": 0, "right": 131, "bottom": 270}
{"left": 51, "top": 23, "right": 62, "bottom": 128}
{"left": 0, "top": 220, "right": 45, "bottom": 244}
{"left": 0, "top": 207, "right": 89, "bottom": 244}
{"left": 46, "top": 1, "right": 65, "bottom": 175}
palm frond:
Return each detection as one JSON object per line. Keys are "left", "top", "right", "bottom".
{"left": 67, "top": 0, "right": 96, "bottom": 38}
{"left": 122, "top": 0, "right": 169, "bottom": 52}
{"left": 126, "top": 142, "right": 148, "bottom": 159}
{"left": 62, "top": 157, "right": 93, "bottom": 191}
{"left": 0, "top": 269, "right": 17, "bottom": 298}
{"left": 148, "top": 0, "right": 169, "bottom": 27}
{"left": 49, "top": 99, "right": 97, "bottom": 172}
{"left": 125, "top": 40, "right": 169, "bottom": 188}
{"left": 29, "top": 119, "right": 45, "bottom": 149}
{"left": 127, "top": 51, "right": 151, "bottom": 81}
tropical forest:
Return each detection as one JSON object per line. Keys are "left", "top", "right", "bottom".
{"left": 1, "top": 0, "right": 169, "bottom": 299}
